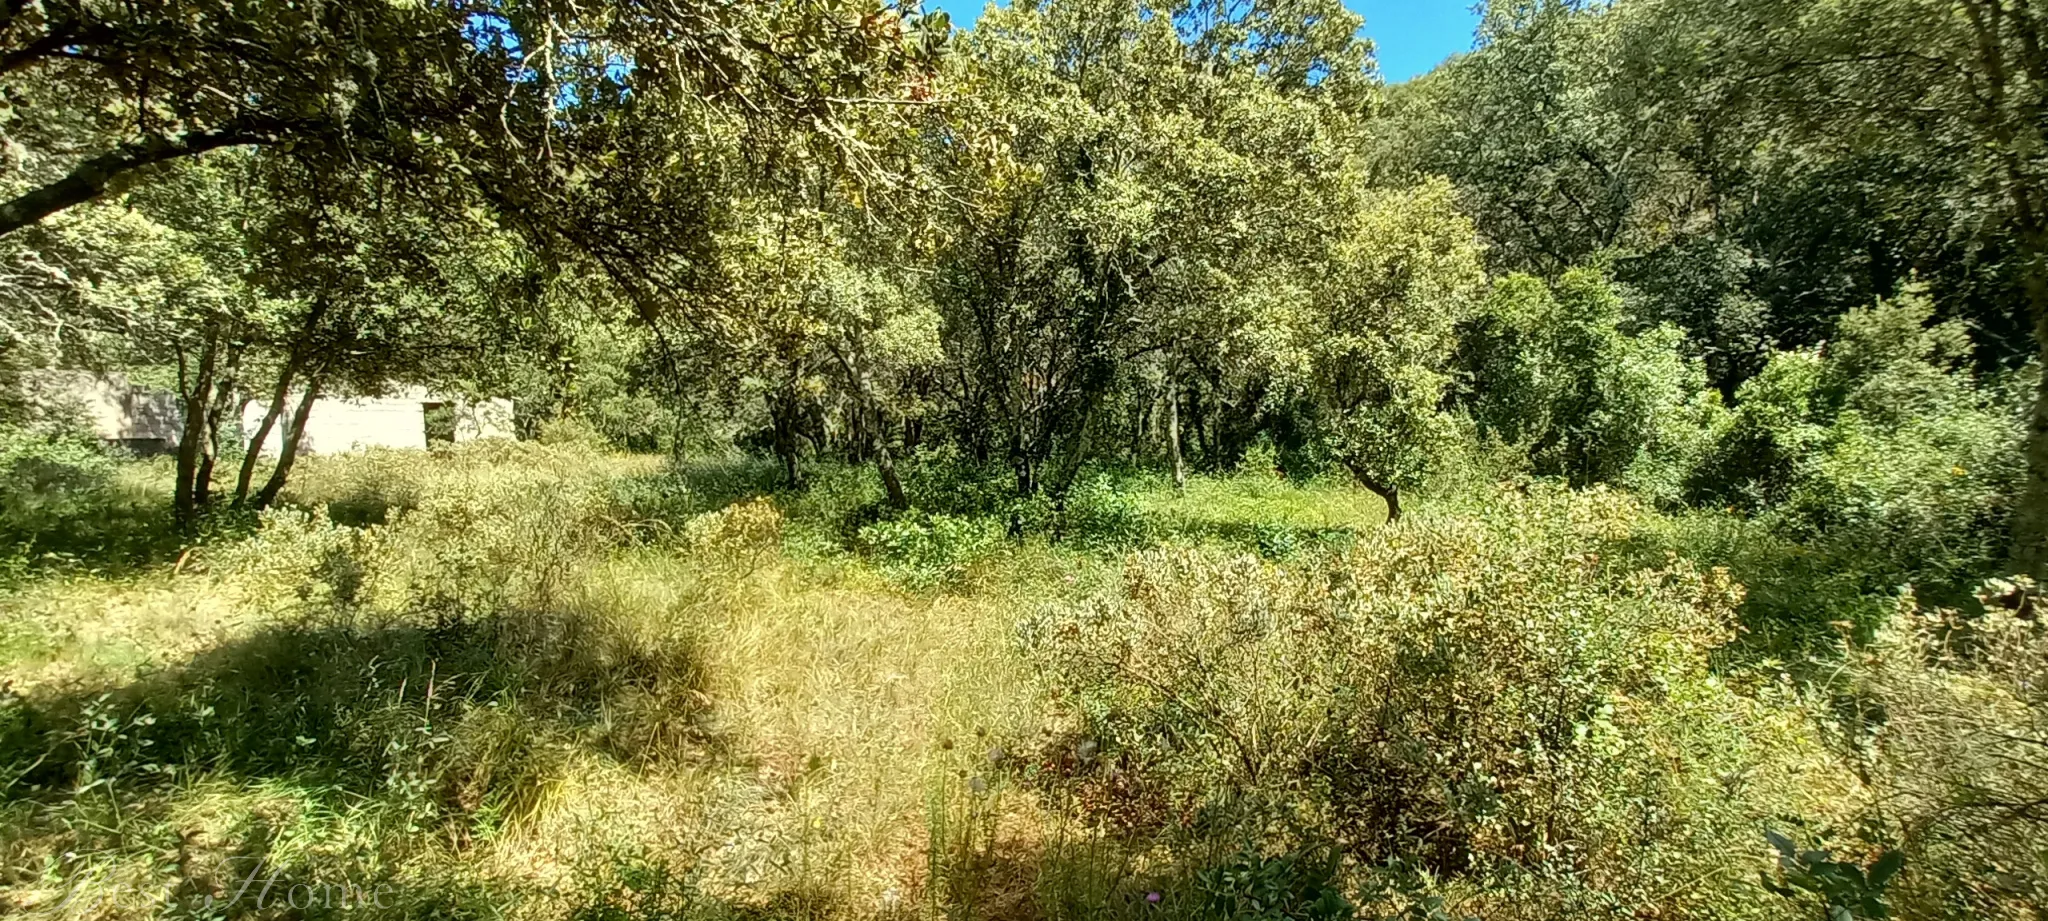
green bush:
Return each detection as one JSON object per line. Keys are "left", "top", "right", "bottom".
{"left": 1845, "top": 577, "right": 2048, "bottom": 918}
{"left": 1058, "top": 473, "right": 1154, "bottom": 551}
{"left": 1021, "top": 487, "right": 1843, "bottom": 918}
{"left": 900, "top": 447, "right": 1019, "bottom": 519}
{"left": 1453, "top": 269, "right": 1717, "bottom": 497}
{"left": 238, "top": 443, "right": 639, "bottom": 615}
{"left": 856, "top": 511, "right": 1002, "bottom": 589}
{"left": 1670, "top": 292, "right": 2027, "bottom": 645}
{"left": 0, "top": 427, "right": 181, "bottom": 575}
{"left": 0, "top": 429, "right": 119, "bottom": 546}
{"left": 678, "top": 497, "right": 784, "bottom": 573}
{"left": 1194, "top": 846, "right": 1354, "bottom": 921}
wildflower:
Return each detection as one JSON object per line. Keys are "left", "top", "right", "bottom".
{"left": 1147, "top": 892, "right": 1162, "bottom": 904}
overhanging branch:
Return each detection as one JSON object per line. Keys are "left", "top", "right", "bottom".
{"left": 0, "top": 120, "right": 283, "bottom": 238}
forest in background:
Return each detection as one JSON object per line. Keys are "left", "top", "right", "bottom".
{"left": 1, "top": 1, "right": 2047, "bottom": 919}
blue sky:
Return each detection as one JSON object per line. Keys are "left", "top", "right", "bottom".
{"left": 925, "top": 1, "right": 1481, "bottom": 83}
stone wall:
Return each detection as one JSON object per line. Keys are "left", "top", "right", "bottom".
{"left": 26, "top": 371, "right": 183, "bottom": 453}
{"left": 242, "top": 387, "right": 517, "bottom": 455}
{"left": 30, "top": 371, "right": 516, "bottom": 456}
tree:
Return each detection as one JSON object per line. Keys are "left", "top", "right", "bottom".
{"left": 1635, "top": 0, "right": 2048, "bottom": 571}
{"left": 0, "top": 1, "right": 943, "bottom": 235}
{"left": 1453, "top": 267, "right": 1714, "bottom": 494}
{"left": 927, "top": 0, "right": 1376, "bottom": 502}
{"left": 723, "top": 216, "right": 940, "bottom": 507}
{"left": 1268, "top": 178, "right": 1487, "bottom": 521}
{"left": 227, "top": 153, "right": 523, "bottom": 512}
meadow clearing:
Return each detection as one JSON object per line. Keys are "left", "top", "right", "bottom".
{"left": 3, "top": 439, "right": 2033, "bottom": 921}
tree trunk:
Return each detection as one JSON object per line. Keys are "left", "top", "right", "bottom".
{"left": 859, "top": 389, "right": 907, "bottom": 511}
{"left": 2015, "top": 303, "right": 2048, "bottom": 575}
{"left": 833, "top": 349, "right": 909, "bottom": 511}
{"left": 172, "top": 333, "right": 223, "bottom": 528}
{"left": 1956, "top": 0, "right": 2048, "bottom": 575}
{"left": 252, "top": 377, "right": 322, "bottom": 511}
{"left": 1169, "top": 378, "right": 1187, "bottom": 495}
{"left": 193, "top": 363, "right": 239, "bottom": 509}
{"left": 1014, "top": 454, "right": 1039, "bottom": 498}
{"left": 876, "top": 432, "right": 908, "bottom": 511}
{"left": 1343, "top": 460, "right": 1403, "bottom": 524}
{"left": 769, "top": 391, "right": 805, "bottom": 489}
{"left": 234, "top": 376, "right": 293, "bottom": 507}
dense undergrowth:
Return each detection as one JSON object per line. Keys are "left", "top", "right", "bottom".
{"left": 0, "top": 440, "right": 2042, "bottom": 920}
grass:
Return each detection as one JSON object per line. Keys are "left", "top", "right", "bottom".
{"left": 0, "top": 443, "right": 1985, "bottom": 920}
{"left": 3, "top": 445, "right": 1366, "bottom": 921}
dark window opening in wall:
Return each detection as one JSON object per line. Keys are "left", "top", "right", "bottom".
{"left": 423, "top": 402, "right": 457, "bottom": 444}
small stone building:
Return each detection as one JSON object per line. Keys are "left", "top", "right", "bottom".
{"left": 241, "top": 387, "right": 515, "bottom": 454}
{"left": 30, "top": 372, "right": 514, "bottom": 454}
{"left": 26, "top": 370, "right": 184, "bottom": 454}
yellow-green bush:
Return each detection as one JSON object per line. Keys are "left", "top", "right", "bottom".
{"left": 1022, "top": 487, "right": 1850, "bottom": 918}
{"left": 1847, "top": 578, "right": 2048, "bottom": 918}
{"left": 679, "top": 497, "right": 784, "bottom": 574}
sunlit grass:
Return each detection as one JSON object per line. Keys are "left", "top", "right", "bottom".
{"left": 0, "top": 446, "right": 1142, "bottom": 919}
{"left": 1134, "top": 471, "right": 1389, "bottom": 537}
{"left": 4, "top": 446, "right": 1850, "bottom": 921}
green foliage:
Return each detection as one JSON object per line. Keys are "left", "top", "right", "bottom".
{"left": 1194, "top": 846, "right": 1354, "bottom": 921}
{"left": 0, "top": 453, "right": 724, "bottom": 917}
{"left": 679, "top": 498, "right": 785, "bottom": 574}
{"left": 1058, "top": 474, "right": 1156, "bottom": 552}
{"left": 1845, "top": 577, "right": 2048, "bottom": 917}
{"left": 0, "top": 429, "right": 118, "bottom": 544}
{"left": 1761, "top": 831, "right": 1903, "bottom": 921}
{"left": 1680, "top": 292, "right": 2025, "bottom": 617}
{"left": 1021, "top": 487, "right": 1836, "bottom": 917}
{"left": 856, "top": 512, "right": 1003, "bottom": 590}
{"left": 1260, "top": 178, "right": 1486, "bottom": 504}
{"left": 1454, "top": 268, "right": 1717, "bottom": 499}
{"left": 0, "top": 428, "right": 185, "bottom": 577}
{"left": 8, "top": 2, "right": 2048, "bottom": 919}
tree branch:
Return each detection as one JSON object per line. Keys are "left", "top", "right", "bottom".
{"left": 0, "top": 122, "right": 279, "bottom": 237}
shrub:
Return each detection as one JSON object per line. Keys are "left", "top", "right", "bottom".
{"left": 611, "top": 458, "right": 786, "bottom": 531}
{"left": 679, "top": 497, "right": 784, "bottom": 573}
{"left": 202, "top": 506, "right": 368, "bottom": 610}
{"left": 359, "top": 475, "right": 618, "bottom": 614}
{"left": 856, "top": 512, "right": 1002, "bottom": 589}
{"left": 1452, "top": 269, "right": 1717, "bottom": 497}
{"left": 1195, "top": 846, "right": 1354, "bottom": 921}
{"left": 1671, "top": 292, "right": 2027, "bottom": 643}
{"left": 0, "top": 428, "right": 119, "bottom": 550}
{"left": 538, "top": 415, "right": 615, "bottom": 449}
{"left": 900, "top": 447, "right": 1018, "bottom": 518}
{"left": 0, "top": 427, "right": 181, "bottom": 574}
{"left": 1058, "top": 473, "right": 1153, "bottom": 551}
{"left": 1022, "top": 488, "right": 1844, "bottom": 918}
{"left": 1845, "top": 577, "right": 2048, "bottom": 918}
{"left": 240, "top": 445, "right": 636, "bottom": 615}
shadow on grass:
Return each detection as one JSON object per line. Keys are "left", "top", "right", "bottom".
{"left": 0, "top": 602, "right": 724, "bottom": 826}
{"left": 566, "top": 861, "right": 847, "bottom": 921}
{"left": 613, "top": 459, "right": 788, "bottom": 527}
{"left": 1148, "top": 520, "right": 1362, "bottom": 560}
{"left": 557, "top": 826, "right": 1350, "bottom": 921}
{"left": 0, "top": 456, "right": 237, "bottom": 579}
